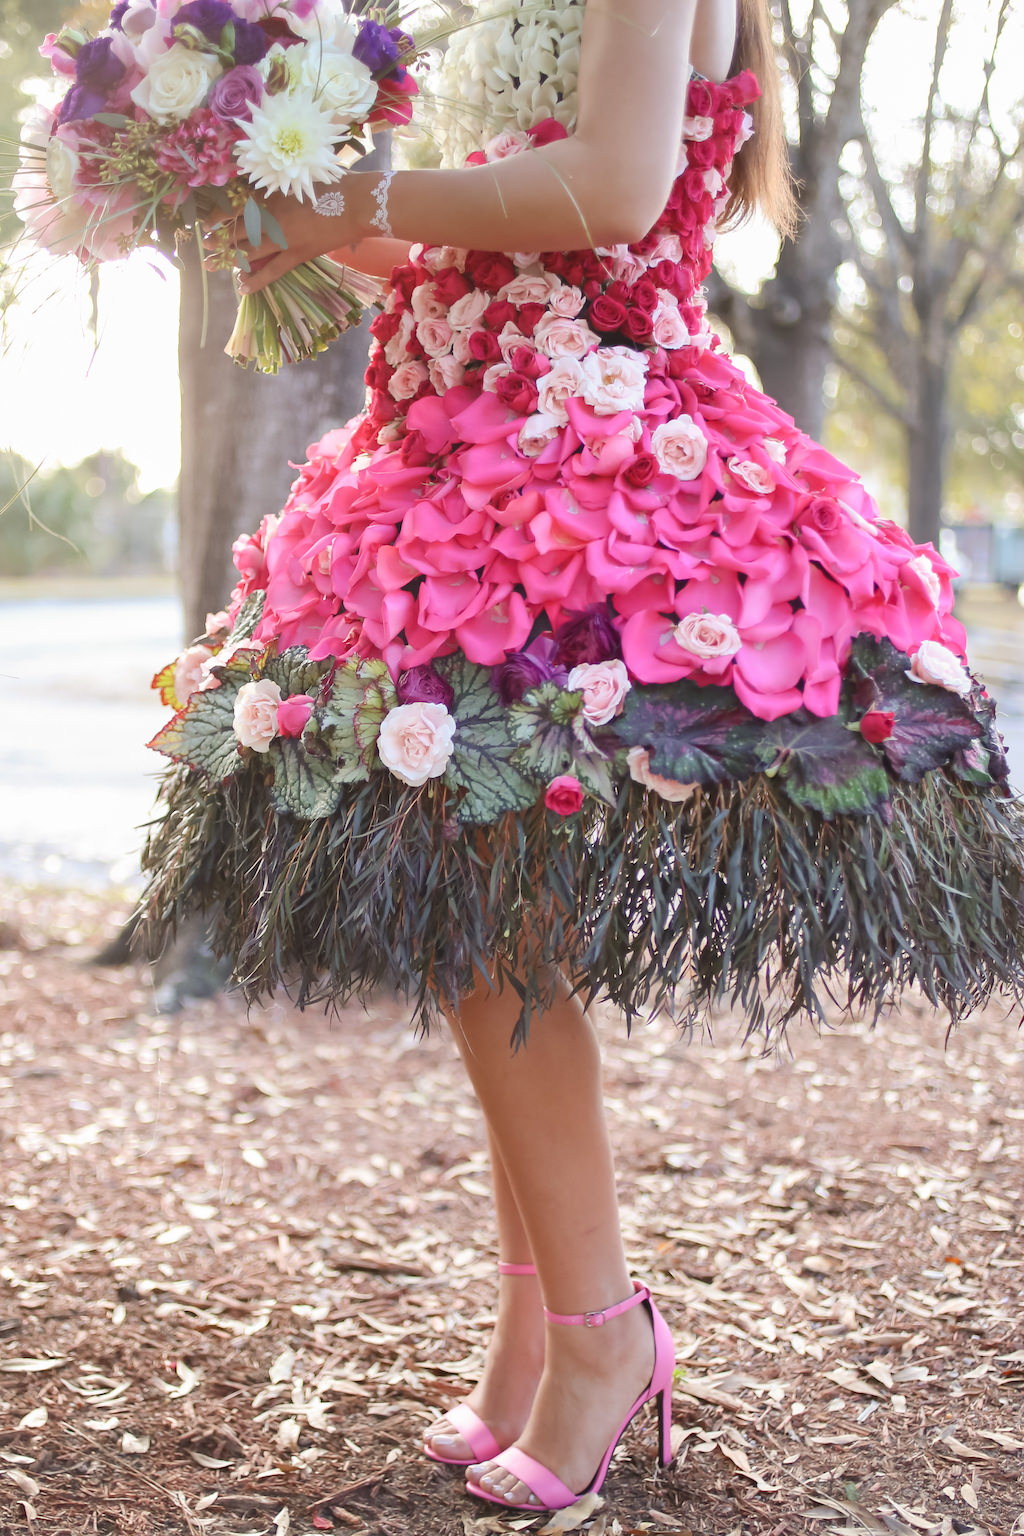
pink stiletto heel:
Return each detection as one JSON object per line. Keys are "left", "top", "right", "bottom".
{"left": 465, "top": 1280, "right": 675, "bottom": 1511}
{"left": 423, "top": 1261, "right": 538, "bottom": 1468}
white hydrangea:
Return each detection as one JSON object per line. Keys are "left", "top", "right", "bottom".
{"left": 426, "top": 0, "right": 584, "bottom": 168}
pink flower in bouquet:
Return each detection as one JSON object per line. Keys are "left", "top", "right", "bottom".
{"left": 276, "top": 693, "right": 315, "bottom": 738}
{"left": 626, "top": 746, "right": 697, "bottom": 803}
{"left": 156, "top": 110, "right": 241, "bottom": 190}
{"left": 567, "top": 659, "right": 632, "bottom": 724}
{"left": 174, "top": 644, "right": 214, "bottom": 704}
{"left": 208, "top": 65, "right": 264, "bottom": 123}
{"left": 906, "top": 641, "right": 971, "bottom": 697}
{"left": 377, "top": 701, "right": 456, "bottom": 786}
{"left": 40, "top": 33, "right": 78, "bottom": 77}
{"left": 233, "top": 678, "right": 283, "bottom": 752}
{"left": 545, "top": 775, "right": 585, "bottom": 816}
{"left": 673, "top": 611, "right": 741, "bottom": 667}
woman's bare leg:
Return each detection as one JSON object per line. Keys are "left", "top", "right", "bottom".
{"left": 423, "top": 1125, "right": 545, "bottom": 1459}
{"left": 446, "top": 974, "right": 657, "bottom": 1505}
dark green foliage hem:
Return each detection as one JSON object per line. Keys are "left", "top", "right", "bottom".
{"left": 137, "top": 762, "right": 1024, "bottom": 1046}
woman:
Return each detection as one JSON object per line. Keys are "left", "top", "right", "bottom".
{"left": 144, "top": 0, "right": 1024, "bottom": 1513}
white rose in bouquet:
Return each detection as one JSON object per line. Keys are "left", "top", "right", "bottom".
{"left": 292, "top": 42, "right": 378, "bottom": 127}
{"left": 130, "top": 41, "right": 222, "bottom": 123}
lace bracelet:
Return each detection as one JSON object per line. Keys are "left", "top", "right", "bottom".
{"left": 370, "top": 170, "right": 395, "bottom": 239}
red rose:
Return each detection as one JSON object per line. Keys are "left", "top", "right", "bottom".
{"left": 465, "top": 150, "right": 487, "bottom": 166}
{"left": 399, "top": 429, "right": 433, "bottom": 467}
{"left": 667, "top": 348, "right": 700, "bottom": 378}
{"left": 687, "top": 138, "right": 717, "bottom": 170}
{"left": 467, "top": 328, "right": 503, "bottom": 363}
{"left": 365, "top": 356, "right": 391, "bottom": 390}
{"left": 582, "top": 277, "right": 602, "bottom": 299}
{"left": 464, "top": 250, "right": 516, "bottom": 290}
{"left": 631, "top": 277, "right": 659, "bottom": 314}
{"left": 688, "top": 80, "right": 714, "bottom": 116}
{"left": 509, "top": 345, "right": 550, "bottom": 380}
{"left": 606, "top": 280, "right": 631, "bottom": 304}
{"left": 529, "top": 117, "right": 569, "bottom": 147}
{"left": 495, "top": 372, "right": 539, "bottom": 414}
{"left": 370, "top": 309, "right": 402, "bottom": 344}
{"left": 683, "top": 168, "right": 710, "bottom": 203}
{"left": 623, "top": 307, "right": 654, "bottom": 344}
{"left": 368, "top": 72, "right": 418, "bottom": 129}
{"left": 483, "top": 299, "right": 517, "bottom": 331}
{"left": 431, "top": 266, "right": 471, "bottom": 306}
{"left": 653, "top": 258, "right": 682, "bottom": 290}
{"left": 860, "top": 710, "right": 896, "bottom": 744}
{"left": 589, "top": 295, "right": 628, "bottom": 332}
{"left": 545, "top": 774, "right": 584, "bottom": 816}
{"left": 804, "top": 496, "right": 843, "bottom": 534}
{"left": 517, "top": 302, "right": 546, "bottom": 336}
{"left": 622, "top": 451, "right": 660, "bottom": 489}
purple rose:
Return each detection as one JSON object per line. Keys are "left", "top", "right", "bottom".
{"left": 353, "top": 18, "right": 401, "bottom": 76}
{"left": 75, "top": 35, "right": 125, "bottom": 93}
{"left": 208, "top": 64, "right": 263, "bottom": 121}
{"left": 397, "top": 665, "right": 455, "bottom": 710}
{"left": 491, "top": 646, "right": 567, "bottom": 705}
{"left": 58, "top": 84, "right": 107, "bottom": 124}
{"left": 552, "top": 602, "right": 622, "bottom": 667}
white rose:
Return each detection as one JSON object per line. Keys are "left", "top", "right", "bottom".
{"left": 174, "top": 644, "right": 214, "bottom": 705}
{"left": 764, "top": 437, "right": 787, "bottom": 464}
{"left": 536, "top": 355, "right": 585, "bottom": 423}
{"left": 906, "top": 554, "right": 942, "bottom": 608}
{"left": 605, "top": 247, "right": 647, "bottom": 284}
{"left": 518, "top": 411, "right": 563, "bottom": 457}
{"left": 233, "top": 679, "right": 282, "bottom": 752}
{"left": 499, "top": 271, "right": 562, "bottom": 305}
{"left": 533, "top": 312, "right": 598, "bottom": 361}
{"left": 429, "top": 353, "right": 466, "bottom": 392}
{"left": 130, "top": 41, "right": 221, "bottom": 123}
{"left": 567, "top": 659, "right": 632, "bottom": 725}
{"left": 727, "top": 457, "right": 776, "bottom": 495}
{"left": 579, "top": 347, "right": 649, "bottom": 415}
{"left": 906, "top": 641, "right": 971, "bottom": 697}
{"left": 626, "top": 745, "right": 697, "bottom": 804}
{"left": 388, "top": 360, "right": 429, "bottom": 400}
{"left": 547, "top": 284, "right": 586, "bottom": 318}
{"left": 416, "top": 316, "right": 453, "bottom": 358}
{"left": 293, "top": 43, "right": 377, "bottom": 127}
{"left": 447, "top": 289, "right": 491, "bottom": 331}
{"left": 651, "top": 416, "right": 708, "bottom": 480}
{"left": 650, "top": 295, "right": 689, "bottom": 350}
{"left": 45, "top": 130, "right": 79, "bottom": 203}
{"left": 673, "top": 611, "right": 741, "bottom": 659}
{"left": 377, "top": 701, "right": 456, "bottom": 786}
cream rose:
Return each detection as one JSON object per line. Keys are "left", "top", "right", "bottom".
{"left": 416, "top": 316, "right": 453, "bottom": 358}
{"left": 764, "top": 437, "right": 788, "bottom": 464}
{"left": 377, "top": 702, "right": 456, "bottom": 786}
{"left": 233, "top": 678, "right": 282, "bottom": 752}
{"left": 727, "top": 457, "right": 776, "bottom": 495}
{"left": 518, "top": 411, "right": 563, "bottom": 457}
{"left": 906, "top": 640, "right": 971, "bottom": 697}
{"left": 421, "top": 244, "right": 466, "bottom": 274}
{"left": 674, "top": 611, "right": 742, "bottom": 659}
{"left": 429, "top": 354, "right": 466, "bottom": 393}
{"left": 533, "top": 312, "right": 598, "bottom": 361}
{"left": 626, "top": 745, "right": 697, "bottom": 804}
{"left": 536, "top": 355, "right": 585, "bottom": 423}
{"left": 388, "top": 360, "right": 429, "bottom": 401}
{"left": 447, "top": 290, "right": 491, "bottom": 332}
{"left": 499, "top": 271, "right": 562, "bottom": 305}
{"left": 651, "top": 295, "right": 689, "bottom": 350}
{"left": 651, "top": 416, "right": 708, "bottom": 479}
{"left": 567, "top": 659, "right": 632, "bottom": 725}
{"left": 130, "top": 41, "right": 221, "bottom": 122}
{"left": 174, "top": 644, "right": 214, "bottom": 705}
{"left": 579, "top": 347, "right": 649, "bottom": 415}
{"left": 605, "top": 246, "right": 647, "bottom": 284}
{"left": 294, "top": 44, "right": 377, "bottom": 126}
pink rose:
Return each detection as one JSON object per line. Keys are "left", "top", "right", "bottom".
{"left": 499, "top": 272, "right": 562, "bottom": 305}
{"left": 533, "top": 312, "right": 599, "bottom": 360}
{"left": 537, "top": 356, "right": 586, "bottom": 423}
{"left": 651, "top": 417, "right": 708, "bottom": 479}
{"left": 547, "top": 284, "right": 586, "bottom": 318}
{"left": 518, "top": 412, "right": 563, "bottom": 457}
{"left": 483, "top": 128, "right": 533, "bottom": 158}
{"left": 416, "top": 316, "right": 453, "bottom": 358}
{"left": 497, "top": 322, "right": 531, "bottom": 362}
{"left": 626, "top": 746, "right": 697, "bottom": 803}
{"left": 906, "top": 641, "right": 971, "bottom": 697}
{"left": 650, "top": 295, "right": 690, "bottom": 349}
{"left": 205, "top": 610, "right": 231, "bottom": 639}
{"left": 383, "top": 311, "right": 416, "bottom": 366}
{"left": 429, "top": 353, "right": 466, "bottom": 392}
{"left": 727, "top": 457, "right": 776, "bottom": 495}
{"left": 545, "top": 774, "right": 584, "bottom": 815}
{"left": 411, "top": 283, "right": 447, "bottom": 322}
{"left": 567, "top": 659, "right": 632, "bottom": 725}
{"left": 579, "top": 347, "right": 649, "bottom": 415}
{"left": 388, "top": 360, "right": 429, "bottom": 400}
{"left": 174, "top": 644, "right": 214, "bottom": 705}
{"left": 377, "top": 701, "right": 456, "bottom": 786}
{"left": 276, "top": 693, "right": 314, "bottom": 738}
{"left": 905, "top": 553, "right": 942, "bottom": 607}
{"left": 683, "top": 113, "right": 715, "bottom": 141}
{"left": 674, "top": 611, "right": 742, "bottom": 660}
{"left": 448, "top": 290, "right": 491, "bottom": 331}
{"left": 233, "top": 679, "right": 283, "bottom": 753}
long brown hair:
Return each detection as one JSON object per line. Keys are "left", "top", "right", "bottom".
{"left": 722, "top": 0, "right": 798, "bottom": 237}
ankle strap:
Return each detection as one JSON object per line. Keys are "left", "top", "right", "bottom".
{"left": 498, "top": 1261, "right": 537, "bottom": 1276}
{"left": 544, "top": 1282, "right": 650, "bottom": 1328}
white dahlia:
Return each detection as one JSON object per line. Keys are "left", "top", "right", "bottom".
{"left": 234, "top": 92, "right": 344, "bottom": 202}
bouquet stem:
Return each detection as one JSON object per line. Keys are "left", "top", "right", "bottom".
{"left": 225, "top": 256, "right": 383, "bottom": 373}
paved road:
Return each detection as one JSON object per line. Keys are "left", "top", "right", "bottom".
{"left": 1, "top": 594, "right": 1022, "bottom": 889}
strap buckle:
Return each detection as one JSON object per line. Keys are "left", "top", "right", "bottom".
{"left": 583, "top": 1309, "right": 606, "bottom": 1327}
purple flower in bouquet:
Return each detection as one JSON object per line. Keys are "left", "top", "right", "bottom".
{"left": 552, "top": 602, "right": 623, "bottom": 667}
{"left": 76, "top": 34, "right": 126, "bottom": 94}
{"left": 397, "top": 666, "right": 455, "bottom": 710}
{"left": 58, "top": 85, "right": 106, "bottom": 124}
{"left": 353, "top": 19, "right": 401, "bottom": 77}
{"left": 174, "top": 1, "right": 270, "bottom": 63}
{"left": 492, "top": 640, "right": 568, "bottom": 704}
{"left": 109, "top": 1, "right": 131, "bottom": 28}
{"left": 208, "top": 63, "right": 263, "bottom": 121}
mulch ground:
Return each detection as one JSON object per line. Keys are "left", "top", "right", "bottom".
{"left": 0, "top": 885, "right": 1022, "bottom": 1536}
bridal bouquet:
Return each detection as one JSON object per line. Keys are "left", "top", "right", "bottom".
{"left": 12, "top": 0, "right": 423, "bottom": 371}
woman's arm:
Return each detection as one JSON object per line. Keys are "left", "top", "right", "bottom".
{"left": 326, "top": 236, "right": 413, "bottom": 279}
{"left": 239, "top": 0, "right": 701, "bottom": 294}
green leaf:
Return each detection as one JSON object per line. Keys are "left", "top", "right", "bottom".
{"left": 617, "top": 680, "right": 758, "bottom": 785}
{"left": 261, "top": 207, "right": 288, "bottom": 250}
{"left": 508, "top": 680, "right": 583, "bottom": 784}
{"left": 243, "top": 197, "right": 263, "bottom": 248}
{"left": 147, "top": 681, "right": 243, "bottom": 780}
{"left": 573, "top": 752, "right": 616, "bottom": 804}
{"left": 262, "top": 646, "right": 333, "bottom": 698}
{"left": 267, "top": 740, "right": 344, "bottom": 819}
{"left": 317, "top": 657, "right": 397, "bottom": 776}
{"left": 230, "top": 590, "right": 265, "bottom": 644}
{"left": 435, "top": 653, "right": 537, "bottom": 824}
{"left": 751, "top": 711, "right": 891, "bottom": 819}
{"left": 92, "top": 112, "right": 129, "bottom": 128}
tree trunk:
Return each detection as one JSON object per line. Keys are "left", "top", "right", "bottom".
{"left": 177, "top": 252, "right": 375, "bottom": 641}
{"left": 745, "top": 225, "right": 840, "bottom": 442}
{"left": 906, "top": 346, "right": 949, "bottom": 551}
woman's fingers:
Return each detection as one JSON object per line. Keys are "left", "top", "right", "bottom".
{"left": 238, "top": 250, "right": 302, "bottom": 295}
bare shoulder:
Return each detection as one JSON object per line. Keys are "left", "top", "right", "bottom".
{"left": 690, "top": 0, "right": 739, "bottom": 83}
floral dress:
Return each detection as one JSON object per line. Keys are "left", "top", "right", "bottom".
{"left": 143, "top": 0, "right": 1024, "bottom": 1039}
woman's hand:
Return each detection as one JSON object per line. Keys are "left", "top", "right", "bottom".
{"left": 234, "top": 189, "right": 354, "bottom": 294}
